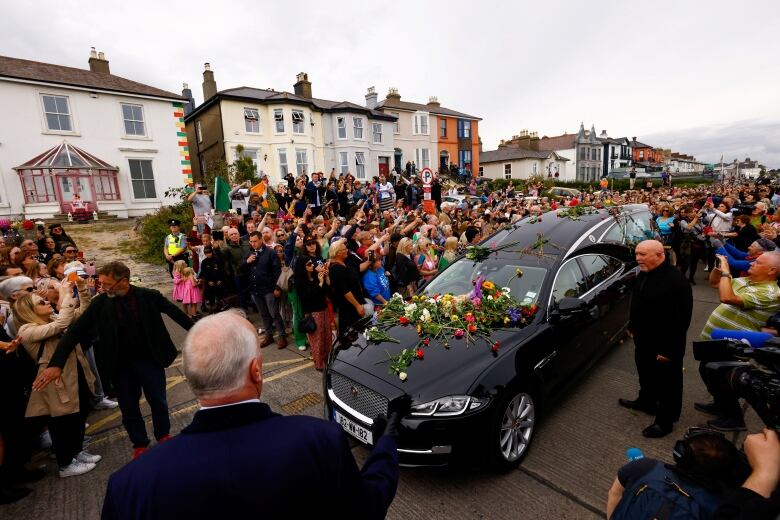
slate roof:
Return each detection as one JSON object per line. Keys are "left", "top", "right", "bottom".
{"left": 480, "top": 148, "right": 569, "bottom": 164}
{"left": 374, "top": 97, "right": 480, "bottom": 120}
{"left": 537, "top": 133, "right": 576, "bottom": 151}
{"left": 0, "top": 55, "right": 184, "bottom": 100}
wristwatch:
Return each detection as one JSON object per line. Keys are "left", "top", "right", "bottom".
{"left": 721, "top": 273, "right": 732, "bottom": 279}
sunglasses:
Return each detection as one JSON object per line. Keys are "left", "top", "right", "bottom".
{"left": 65, "top": 249, "right": 77, "bottom": 253}
{"left": 22, "top": 287, "right": 35, "bottom": 293}
{"left": 305, "top": 261, "right": 314, "bottom": 267}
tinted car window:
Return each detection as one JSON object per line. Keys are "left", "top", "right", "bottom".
{"left": 579, "top": 255, "right": 622, "bottom": 288}
{"left": 600, "top": 211, "right": 654, "bottom": 246}
{"left": 551, "top": 259, "right": 588, "bottom": 304}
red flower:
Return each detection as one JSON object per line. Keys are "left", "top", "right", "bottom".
{"left": 454, "top": 329, "right": 465, "bottom": 339}
{"left": 422, "top": 338, "right": 430, "bottom": 346}
{"left": 521, "top": 304, "right": 539, "bottom": 318}
{"left": 492, "top": 341, "right": 500, "bottom": 353}
{"left": 416, "top": 348, "right": 424, "bottom": 359}
{"left": 468, "top": 324, "right": 477, "bottom": 333}
{"left": 399, "top": 316, "right": 409, "bottom": 325}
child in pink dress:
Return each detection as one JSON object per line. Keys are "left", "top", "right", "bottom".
{"left": 171, "top": 260, "right": 187, "bottom": 304}
{"left": 180, "top": 267, "right": 203, "bottom": 318}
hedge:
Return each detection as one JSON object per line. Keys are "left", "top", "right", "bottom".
{"left": 484, "top": 177, "right": 714, "bottom": 193}
{"left": 136, "top": 201, "right": 193, "bottom": 264}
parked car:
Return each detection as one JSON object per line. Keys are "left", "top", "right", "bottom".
{"left": 546, "top": 187, "right": 581, "bottom": 200}
{"left": 324, "top": 205, "right": 657, "bottom": 470}
{"left": 442, "top": 194, "right": 467, "bottom": 206}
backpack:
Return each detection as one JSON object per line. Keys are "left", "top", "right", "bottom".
{"left": 610, "top": 462, "right": 721, "bottom": 520}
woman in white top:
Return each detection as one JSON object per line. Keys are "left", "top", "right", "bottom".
{"left": 376, "top": 174, "right": 395, "bottom": 213}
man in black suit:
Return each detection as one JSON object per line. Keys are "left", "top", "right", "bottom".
{"left": 619, "top": 240, "right": 693, "bottom": 438}
{"left": 101, "top": 311, "right": 402, "bottom": 520}
{"left": 35, "top": 261, "right": 194, "bottom": 459}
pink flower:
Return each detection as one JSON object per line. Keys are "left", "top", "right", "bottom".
{"left": 454, "top": 329, "right": 465, "bottom": 339}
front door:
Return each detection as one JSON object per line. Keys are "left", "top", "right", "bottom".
{"left": 378, "top": 157, "right": 390, "bottom": 177}
{"left": 56, "top": 174, "right": 95, "bottom": 213}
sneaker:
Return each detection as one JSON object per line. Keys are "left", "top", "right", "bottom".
{"left": 93, "top": 397, "right": 119, "bottom": 410}
{"left": 298, "top": 345, "right": 307, "bottom": 351}
{"left": 39, "top": 431, "right": 52, "bottom": 450}
{"left": 707, "top": 416, "right": 747, "bottom": 432}
{"left": 76, "top": 451, "right": 102, "bottom": 464}
{"left": 276, "top": 336, "right": 288, "bottom": 349}
{"left": 132, "top": 447, "right": 148, "bottom": 460}
{"left": 59, "top": 460, "right": 96, "bottom": 478}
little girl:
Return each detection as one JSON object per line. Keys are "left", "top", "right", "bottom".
{"left": 171, "top": 260, "right": 187, "bottom": 305}
{"left": 179, "top": 267, "right": 203, "bottom": 318}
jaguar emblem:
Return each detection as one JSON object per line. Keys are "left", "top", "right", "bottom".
{"left": 350, "top": 385, "right": 359, "bottom": 398}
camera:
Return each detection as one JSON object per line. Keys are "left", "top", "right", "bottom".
{"left": 732, "top": 203, "right": 755, "bottom": 216}
{"left": 693, "top": 338, "right": 780, "bottom": 429}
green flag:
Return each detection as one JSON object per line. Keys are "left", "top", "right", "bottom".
{"left": 214, "top": 176, "right": 231, "bottom": 212}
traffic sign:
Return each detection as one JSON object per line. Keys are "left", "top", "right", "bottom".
{"left": 421, "top": 167, "right": 434, "bottom": 186}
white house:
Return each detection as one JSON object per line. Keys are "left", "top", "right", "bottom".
{"left": 0, "top": 49, "right": 188, "bottom": 218}
{"left": 479, "top": 148, "right": 569, "bottom": 181}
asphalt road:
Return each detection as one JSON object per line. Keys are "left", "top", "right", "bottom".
{"left": 4, "top": 267, "right": 760, "bottom": 520}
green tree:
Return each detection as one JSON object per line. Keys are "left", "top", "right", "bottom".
{"left": 233, "top": 144, "right": 258, "bottom": 184}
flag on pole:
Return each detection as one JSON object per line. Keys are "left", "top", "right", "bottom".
{"left": 214, "top": 176, "right": 231, "bottom": 212}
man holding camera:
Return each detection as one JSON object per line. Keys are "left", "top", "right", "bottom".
{"left": 697, "top": 252, "right": 780, "bottom": 431}
{"left": 187, "top": 184, "right": 213, "bottom": 219}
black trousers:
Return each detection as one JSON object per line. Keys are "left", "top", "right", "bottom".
{"left": 115, "top": 358, "right": 170, "bottom": 448}
{"left": 48, "top": 366, "right": 91, "bottom": 467}
{"left": 635, "top": 338, "right": 683, "bottom": 427}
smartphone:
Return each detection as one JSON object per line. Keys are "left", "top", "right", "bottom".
{"left": 707, "top": 197, "right": 713, "bottom": 205}
{"left": 77, "top": 251, "right": 84, "bottom": 260}
{"left": 67, "top": 271, "right": 80, "bottom": 283}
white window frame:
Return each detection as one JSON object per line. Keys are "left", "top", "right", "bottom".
{"left": 355, "top": 151, "right": 366, "bottom": 179}
{"left": 372, "top": 122, "right": 382, "bottom": 144}
{"left": 504, "top": 163, "right": 512, "bottom": 179}
{"left": 127, "top": 158, "right": 158, "bottom": 200}
{"left": 121, "top": 103, "right": 146, "bottom": 137}
{"left": 413, "top": 113, "right": 429, "bottom": 135}
{"left": 391, "top": 112, "right": 400, "bottom": 134}
{"left": 236, "top": 147, "right": 259, "bottom": 171}
{"left": 295, "top": 148, "right": 308, "bottom": 175}
{"left": 339, "top": 151, "right": 349, "bottom": 174}
{"left": 244, "top": 107, "right": 261, "bottom": 134}
{"left": 353, "top": 117, "right": 364, "bottom": 140}
{"left": 415, "top": 148, "right": 431, "bottom": 169}
{"left": 195, "top": 120, "right": 203, "bottom": 143}
{"left": 461, "top": 120, "right": 471, "bottom": 139}
{"left": 292, "top": 109, "right": 305, "bottom": 134}
{"left": 278, "top": 148, "right": 289, "bottom": 177}
{"left": 337, "top": 117, "right": 347, "bottom": 139}
{"left": 274, "top": 109, "right": 285, "bottom": 133}
{"left": 41, "top": 94, "right": 74, "bottom": 133}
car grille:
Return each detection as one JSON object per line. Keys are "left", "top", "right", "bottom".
{"left": 330, "top": 372, "right": 388, "bottom": 421}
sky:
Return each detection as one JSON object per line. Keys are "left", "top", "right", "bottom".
{"left": 2, "top": 0, "right": 779, "bottom": 167}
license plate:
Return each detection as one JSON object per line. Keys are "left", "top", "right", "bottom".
{"left": 333, "top": 409, "right": 373, "bottom": 445}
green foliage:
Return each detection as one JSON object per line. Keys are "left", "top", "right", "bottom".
{"left": 233, "top": 144, "right": 258, "bottom": 184}
{"left": 136, "top": 200, "right": 193, "bottom": 264}
{"left": 484, "top": 176, "right": 713, "bottom": 193}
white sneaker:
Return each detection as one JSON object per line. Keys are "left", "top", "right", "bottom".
{"left": 59, "top": 459, "right": 96, "bottom": 478}
{"left": 93, "top": 397, "right": 119, "bottom": 410}
{"left": 76, "top": 450, "right": 102, "bottom": 464}
{"left": 39, "top": 431, "right": 52, "bottom": 449}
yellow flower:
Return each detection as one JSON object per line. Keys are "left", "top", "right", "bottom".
{"left": 482, "top": 281, "right": 496, "bottom": 291}
{"left": 504, "top": 317, "right": 511, "bottom": 325}
{"left": 451, "top": 315, "right": 459, "bottom": 321}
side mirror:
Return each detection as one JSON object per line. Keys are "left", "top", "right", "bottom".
{"left": 552, "top": 297, "right": 587, "bottom": 318}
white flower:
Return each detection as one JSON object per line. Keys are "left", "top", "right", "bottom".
{"left": 487, "top": 295, "right": 494, "bottom": 300}
{"left": 501, "top": 287, "right": 511, "bottom": 293}
{"left": 422, "top": 309, "right": 431, "bottom": 323}
{"left": 399, "top": 372, "right": 408, "bottom": 381}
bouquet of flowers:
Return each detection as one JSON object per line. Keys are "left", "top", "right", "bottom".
{"left": 21, "top": 220, "right": 35, "bottom": 231}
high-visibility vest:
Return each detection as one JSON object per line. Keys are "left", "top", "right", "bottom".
{"left": 166, "top": 234, "right": 185, "bottom": 256}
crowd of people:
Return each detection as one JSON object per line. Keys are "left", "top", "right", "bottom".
{"left": 3, "top": 167, "right": 780, "bottom": 518}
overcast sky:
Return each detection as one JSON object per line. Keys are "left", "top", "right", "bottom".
{"left": 2, "top": 0, "right": 778, "bottom": 167}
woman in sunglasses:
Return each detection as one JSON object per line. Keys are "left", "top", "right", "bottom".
{"left": 14, "top": 279, "right": 101, "bottom": 478}
{"left": 293, "top": 245, "right": 331, "bottom": 370}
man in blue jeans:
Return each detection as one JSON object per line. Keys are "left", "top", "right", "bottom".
{"left": 243, "top": 232, "right": 287, "bottom": 348}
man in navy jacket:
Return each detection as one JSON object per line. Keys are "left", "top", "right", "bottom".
{"left": 243, "top": 231, "right": 286, "bottom": 348}
{"left": 102, "top": 311, "right": 401, "bottom": 519}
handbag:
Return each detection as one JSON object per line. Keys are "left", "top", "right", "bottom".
{"left": 299, "top": 314, "right": 317, "bottom": 333}
{"left": 277, "top": 265, "right": 294, "bottom": 292}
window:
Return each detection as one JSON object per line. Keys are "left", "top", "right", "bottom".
{"left": 128, "top": 159, "right": 157, "bottom": 199}
{"left": 579, "top": 165, "right": 586, "bottom": 179}
{"left": 42, "top": 94, "right": 72, "bottom": 131}
{"left": 579, "top": 147, "right": 586, "bottom": 160}
{"left": 353, "top": 117, "right": 364, "bottom": 139}
{"left": 414, "top": 113, "right": 429, "bottom": 135}
{"left": 504, "top": 163, "right": 512, "bottom": 179}
{"left": 337, "top": 117, "right": 347, "bottom": 139}
{"left": 440, "top": 118, "right": 447, "bottom": 138}
{"left": 639, "top": 150, "right": 645, "bottom": 160}
{"left": 391, "top": 112, "right": 400, "bottom": 134}
{"left": 601, "top": 212, "right": 654, "bottom": 246}
{"left": 292, "top": 110, "right": 305, "bottom": 134}
{"left": 551, "top": 259, "right": 587, "bottom": 305}
{"left": 295, "top": 148, "right": 308, "bottom": 175}
{"left": 459, "top": 150, "right": 472, "bottom": 169}
{"left": 478, "top": 166, "right": 484, "bottom": 177}
{"left": 20, "top": 171, "right": 57, "bottom": 203}
{"left": 195, "top": 120, "right": 203, "bottom": 143}
{"left": 237, "top": 148, "right": 259, "bottom": 171}
{"left": 458, "top": 119, "right": 471, "bottom": 139}
{"left": 579, "top": 255, "right": 622, "bottom": 289}
{"left": 122, "top": 103, "right": 145, "bottom": 136}
{"left": 355, "top": 152, "right": 366, "bottom": 179}
{"left": 199, "top": 155, "right": 207, "bottom": 176}
{"left": 532, "top": 162, "right": 538, "bottom": 175}
{"left": 339, "top": 152, "right": 349, "bottom": 174}
{"left": 92, "top": 171, "right": 121, "bottom": 201}
{"left": 244, "top": 108, "right": 260, "bottom": 133}
{"left": 274, "top": 109, "right": 284, "bottom": 133}
{"left": 415, "top": 148, "right": 430, "bottom": 169}
{"left": 372, "top": 122, "right": 382, "bottom": 143}
{"left": 278, "top": 148, "right": 289, "bottom": 176}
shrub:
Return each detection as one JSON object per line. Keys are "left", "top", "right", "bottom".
{"left": 136, "top": 201, "right": 193, "bottom": 264}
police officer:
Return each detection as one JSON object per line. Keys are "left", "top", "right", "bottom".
{"left": 163, "top": 219, "right": 189, "bottom": 277}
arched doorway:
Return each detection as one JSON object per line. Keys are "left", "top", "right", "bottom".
{"left": 394, "top": 148, "right": 402, "bottom": 171}
{"left": 440, "top": 151, "right": 449, "bottom": 173}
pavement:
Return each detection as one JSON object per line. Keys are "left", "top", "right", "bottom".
{"left": 3, "top": 265, "right": 764, "bottom": 520}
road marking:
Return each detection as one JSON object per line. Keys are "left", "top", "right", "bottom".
{"left": 265, "top": 362, "right": 314, "bottom": 382}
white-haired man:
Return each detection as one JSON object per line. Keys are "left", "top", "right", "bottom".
{"left": 101, "top": 311, "right": 403, "bottom": 519}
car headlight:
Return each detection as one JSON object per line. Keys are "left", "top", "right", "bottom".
{"left": 410, "top": 396, "right": 487, "bottom": 417}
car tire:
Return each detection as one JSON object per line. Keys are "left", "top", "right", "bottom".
{"left": 487, "top": 387, "right": 537, "bottom": 471}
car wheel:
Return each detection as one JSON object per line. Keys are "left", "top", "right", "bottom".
{"left": 488, "top": 388, "right": 537, "bottom": 471}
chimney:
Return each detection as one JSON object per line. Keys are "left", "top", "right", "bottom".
{"left": 600, "top": 129, "right": 608, "bottom": 137}
{"left": 386, "top": 87, "right": 401, "bottom": 101}
{"left": 498, "top": 139, "right": 506, "bottom": 149}
{"left": 365, "top": 86, "right": 378, "bottom": 109}
{"left": 516, "top": 129, "right": 531, "bottom": 150}
{"left": 632, "top": 136, "right": 637, "bottom": 144}
{"left": 529, "top": 131, "right": 540, "bottom": 151}
{"left": 182, "top": 82, "right": 196, "bottom": 116}
{"left": 478, "top": 137, "right": 483, "bottom": 153}
{"left": 427, "top": 96, "right": 440, "bottom": 107}
{"left": 202, "top": 63, "right": 217, "bottom": 101}
{"left": 88, "top": 47, "right": 110, "bottom": 74}
{"left": 293, "top": 72, "right": 312, "bottom": 99}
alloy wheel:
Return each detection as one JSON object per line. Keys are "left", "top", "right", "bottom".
{"left": 499, "top": 392, "right": 535, "bottom": 462}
